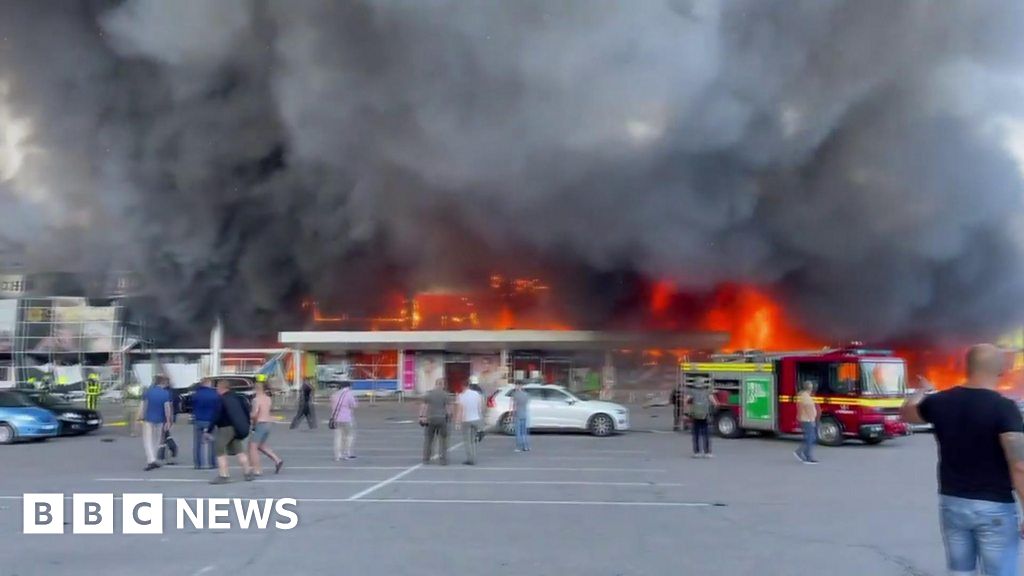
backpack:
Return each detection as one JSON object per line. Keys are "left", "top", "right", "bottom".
{"left": 690, "top": 388, "right": 711, "bottom": 420}
{"left": 237, "top": 393, "right": 252, "bottom": 420}
{"left": 226, "top": 392, "right": 252, "bottom": 439}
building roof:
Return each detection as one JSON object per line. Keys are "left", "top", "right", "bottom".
{"left": 278, "top": 330, "right": 728, "bottom": 352}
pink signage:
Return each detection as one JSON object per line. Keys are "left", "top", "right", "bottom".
{"left": 402, "top": 351, "right": 416, "bottom": 391}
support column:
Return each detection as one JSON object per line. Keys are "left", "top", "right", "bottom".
{"left": 499, "top": 348, "right": 510, "bottom": 386}
{"left": 209, "top": 317, "right": 223, "bottom": 377}
{"left": 601, "top": 351, "right": 616, "bottom": 401}
{"left": 292, "top": 348, "right": 302, "bottom": 391}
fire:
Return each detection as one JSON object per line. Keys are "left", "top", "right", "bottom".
{"left": 700, "top": 284, "right": 822, "bottom": 351}
{"left": 304, "top": 274, "right": 570, "bottom": 331}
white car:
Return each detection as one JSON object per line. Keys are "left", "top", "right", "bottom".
{"left": 484, "top": 384, "right": 630, "bottom": 437}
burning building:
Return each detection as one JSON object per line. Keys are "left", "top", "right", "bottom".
{"left": 1, "top": 1, "right": 1023, "bottom": 388}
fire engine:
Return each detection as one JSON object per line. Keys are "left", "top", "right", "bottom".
{"left": 679, "top": 346, "right": 909, "bottom": 446}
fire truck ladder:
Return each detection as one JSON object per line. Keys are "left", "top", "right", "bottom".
{"left": 710, "top": 348, "right": 837, "bottom": 363}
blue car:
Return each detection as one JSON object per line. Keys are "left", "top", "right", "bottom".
{"left": 0, "top": 390, "right": 60, "bottom": 444}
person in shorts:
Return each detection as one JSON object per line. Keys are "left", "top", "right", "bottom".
{"left": 248, "top": 379, "right": 283, "bottom": 475}
{"left": 206, "top": 379, "right": 254, "bottom": 484}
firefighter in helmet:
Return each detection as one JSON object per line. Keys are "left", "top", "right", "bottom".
{"left": 86, "top": 373, "right": 101, "bottom": 410}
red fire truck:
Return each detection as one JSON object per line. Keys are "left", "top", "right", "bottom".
{"left": 679, "top": 346, "right": 909, "bottom": 446}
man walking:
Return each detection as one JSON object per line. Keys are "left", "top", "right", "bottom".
{"left": 420, "top": 378, "right": 450, "bottom": 465}
{"left": 329, "top": 381, "right": 358, "bottom": 461}
{"left": 290, "top": 378, "right": 317, "bottom": 430}
{"left": 455, "top": 379, "right": 484, "bottom": 465}
{"left": 794, "top": 380, "right": 819, "bottom": 464}
{"left": 511, "top": 381, "right": 530, "bottom": 452}
{"left": 137, "top": 377, "right": 172, "bottom": 471}
{"left": 191, "top": 379, "right": 220, "bottom": 470}
{"left": 156, "top": 377, "right": 179, "bottom": 465}
{"left": 206, "top": 379, "right": 254, "bottom": 484}
{"left": 249, "top": 380, "right": 284, "bottom": 475}
{"left": 687, "top": 379, "right": 716, "bottom": 458}
{"left": 902, "top": 344, "right": 1024, "bottom": 576}
{"left": 670, "top": 382, "right": 685, "bottom": 432}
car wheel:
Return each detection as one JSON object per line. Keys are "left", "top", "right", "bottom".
{"left": 715, "top": 411, "right": 743, "bottom": 438}
{"left": 0, "top": 423, "right": 15, "bottom": 444}
{"left": 499, "top": 412, "right": 516, "bottom": 436}
{"left": 589, "top": 414, "right": 614, "bottom": 437}
{"left": 817, "top": 416, "right": 844, "bottom": 447}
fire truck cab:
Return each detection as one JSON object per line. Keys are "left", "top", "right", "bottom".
{"left": 680, "top": 346, "right": 909, "bottom": 446}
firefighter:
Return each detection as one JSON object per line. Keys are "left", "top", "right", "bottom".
{"left": 86, "top": 373, "right": 101, "bottom": 411}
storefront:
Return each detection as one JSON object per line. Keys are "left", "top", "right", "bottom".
{"left": 279, "top": 330, "right": 727, "bottom": 396}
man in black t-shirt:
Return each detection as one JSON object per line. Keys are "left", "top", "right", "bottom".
{"left": 902, "top": 344, "right": 1024, "bottom": 576}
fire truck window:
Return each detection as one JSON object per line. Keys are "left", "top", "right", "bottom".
{"left": 832, "top": 363, "right": 860, "bottom": 395}
{"left": 796, "top": 363, "right": 831, "bottom": 395}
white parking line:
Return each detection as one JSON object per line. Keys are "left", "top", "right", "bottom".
{"left": 104, "top": 463, "right": 667, "bottom": 473}
{"left": 420, "top": 466, "right": 667, "bottom": 472}
{"left": 92, "top": 478, "right": 684, "bottom": 487}
{"left": 346, "top": 441, "right": 464, "bottom": 501}
{"left": 0, "top": 495, "right": 716, "bottom": 508}
{"left": 351, "top": 498, "right": 714, "bottom": 507}
{"left": 94, "top": 478, "right": 378, "bottom": 484}
{"left": 254, "top": 453, "right": 627, "bottom": 461}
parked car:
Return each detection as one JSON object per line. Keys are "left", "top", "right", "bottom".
{"left": 178, "top": 376, "right": 258, "bottom": 414}
{"left": 484, "top": 384, "right": 630, "bottom": 437}
{"left": 22, "top": 391, "right": 102, "bottom": 436}
{"left": 0, "top": 390, "right": 60, "bottom": 444}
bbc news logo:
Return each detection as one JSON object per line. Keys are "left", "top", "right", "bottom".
{"left": 23, "top": 494, "right": 299, "bottom": 534}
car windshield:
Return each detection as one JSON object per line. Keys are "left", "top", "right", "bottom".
{"left": 0, "top": 391, "right": 38, "bottom": 408}
{"left": 861, "top": 362, "right": 907, "bottom": 397}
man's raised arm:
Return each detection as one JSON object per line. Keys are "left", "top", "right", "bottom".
{"left": 900, "top": 376, "right": 932, "bottom": 425}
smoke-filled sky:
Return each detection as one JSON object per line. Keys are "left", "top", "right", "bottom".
{"left": 1, "top": 0, "right": 1024, "bottom": 343}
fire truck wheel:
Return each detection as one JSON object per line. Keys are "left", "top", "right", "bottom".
{"left": 817, "top": 417, "right": 844, "bottom": 447}
{"left": 499, "top": 413, "right": 516, "bottom": 436}
{"left": 715, "top": 411, "right": 743, "bottom": 438}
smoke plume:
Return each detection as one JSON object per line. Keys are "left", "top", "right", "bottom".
{"left": 1, "top": 0, "right": 1024, "bottom": 343}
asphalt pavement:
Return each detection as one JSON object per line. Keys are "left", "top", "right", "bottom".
{"left": 0, "top": 402, "right": 964, "bottom": 575}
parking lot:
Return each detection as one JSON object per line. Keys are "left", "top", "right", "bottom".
{"left": 0, "top": 402, "right": 959, "bottom": 576}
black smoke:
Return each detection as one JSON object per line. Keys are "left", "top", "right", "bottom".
{"left": 1, "top": 0, "right": 1024, "bottom": 343}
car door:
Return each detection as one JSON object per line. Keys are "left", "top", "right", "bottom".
{"left": 523, "top": 387, "right": 555, "bottom": 428}
{"left": 541, "top": 388, "right": 582, "bottom": 428}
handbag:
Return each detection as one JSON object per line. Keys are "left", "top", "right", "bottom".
{"left": 328, "top": 389, "right": 348, "bottom": 430}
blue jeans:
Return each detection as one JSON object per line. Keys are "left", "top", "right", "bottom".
{"left": 798, "top": 422, "right": 816, "bottom": 461}
{"left": 515, "top": 417, "right": 530, "bottom": 451}
{"left": 193, "top": 421, "right": 215, "bottom": 469}
{"left": 940, "top": 495, "right": 1019, "bottom": 576}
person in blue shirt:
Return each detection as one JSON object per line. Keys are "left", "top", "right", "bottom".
{"left": 190, "top": 379, "right": 221, "bottom": 470}
{"left": 137, "top": 377, "right": 172, "bottom": 471}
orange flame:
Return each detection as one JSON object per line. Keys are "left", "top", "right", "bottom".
{"left": 701, "top": 284, "right": 822, "bottom": 351}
